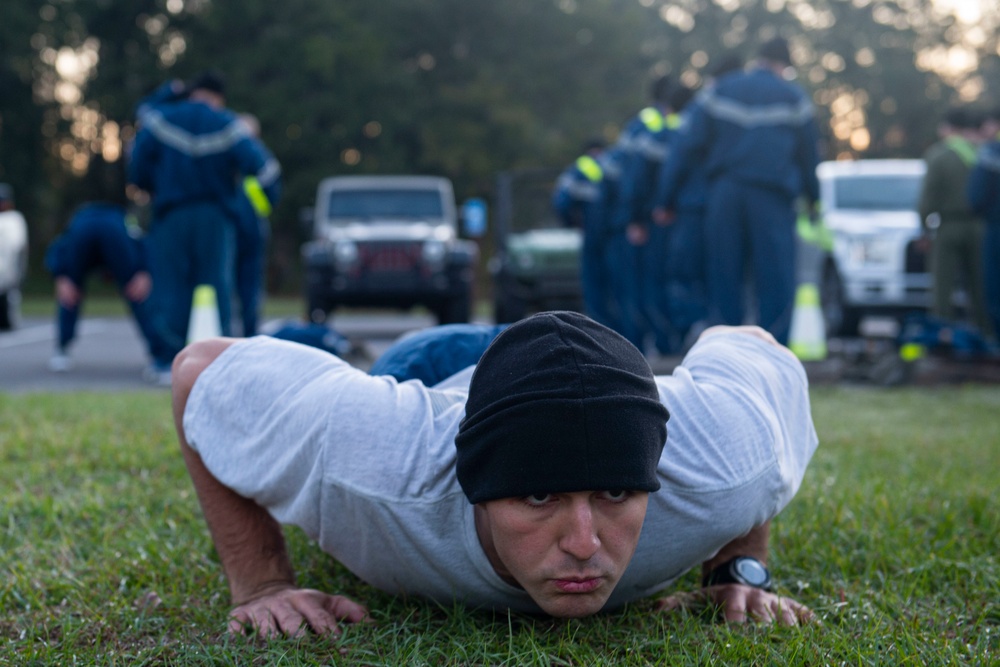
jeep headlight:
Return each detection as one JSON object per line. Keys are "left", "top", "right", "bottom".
{"left": 845, "top": 236, "right": 893, "bottom": 268}
{"left": 333, "top": 240, "right": 359, "bottom": 268}
{"left": 422, "top": 239, "right": 446, "bottom": 268}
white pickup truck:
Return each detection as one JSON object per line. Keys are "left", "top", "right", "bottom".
{"left": 815, "top": 159, "right": 929, "bottom": 336}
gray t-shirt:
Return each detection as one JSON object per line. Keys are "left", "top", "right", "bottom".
{"left": 184, "top": 330, "right": 817, "bottom": 614}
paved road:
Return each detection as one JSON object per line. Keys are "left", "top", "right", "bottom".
{"left": 0, "top": 313, "right": 443, "bottom": 393}
{"left": 8, "top": 312, "right": 986, "bottom": 392}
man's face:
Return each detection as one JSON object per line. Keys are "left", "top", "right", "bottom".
{"left": 476, "top": 490, "right": 648, "bottom": 617}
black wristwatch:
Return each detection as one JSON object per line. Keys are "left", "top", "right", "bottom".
{"left": 702, "top": 556, "right": 773, "bottom": 591}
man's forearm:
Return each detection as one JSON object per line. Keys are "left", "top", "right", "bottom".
{"left": 180, "top": 440, "right": 297, "bottom": 605}
{"left": 700, "top": 521, "right": 770, "bottom": 583}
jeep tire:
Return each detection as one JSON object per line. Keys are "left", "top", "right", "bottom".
{"left": 435, "top": 292, "right": 471, "bottom": 325}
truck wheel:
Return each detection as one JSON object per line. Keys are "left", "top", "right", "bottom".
{"left": 0, "top": 289, "right": 20, "bottom": 331}
{"left": 820, "top": 265, "right": 859, "bottom": 338}
{"left": 436, "top": 293, "right": 471, "bottom": 325}
{"left": 494, "top": 292, "right": 526, "bottom": 325}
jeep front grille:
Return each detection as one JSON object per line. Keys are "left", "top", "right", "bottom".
{"left": 359, "top": 243, "right": 421, "bottom": 271}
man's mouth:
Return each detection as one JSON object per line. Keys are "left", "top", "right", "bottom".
{"left": 553, "top": 577, "right": 602, "bottom": 593}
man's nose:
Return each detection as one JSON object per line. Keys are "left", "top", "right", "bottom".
{"left": 558, "top": 498, "right": 601, "bottom": 561}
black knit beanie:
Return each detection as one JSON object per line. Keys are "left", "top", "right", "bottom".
{"left": 455, "top": 311, "right": 669, "bottom": 504}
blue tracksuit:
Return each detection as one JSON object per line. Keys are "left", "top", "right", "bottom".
{"left": 234, "top": 177, "right": 277, "bottom": 337}
{"left": 368, "top": 323, "right": 508, "bottom": 385}
{"left": 552, "top": 152, "right": 617, "bottom": 328}
{"left": 129, "top": 98, "right": 281, "bottom": 365}
{"left": 967, "top": 138, "right": 1000, "bottom": 340}
{"left": 44, "top": 203, "right": 168, "bottom": 360}
{"left": 657, "top": 67, "right": 821, "bottom": 344}
{"left": 612, "top": 107, "right": 679, "bottom": 353}
{"left": 653, "top": 105, "right": 712, "bottom": 342}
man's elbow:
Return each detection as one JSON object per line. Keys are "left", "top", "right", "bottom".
{"left": 171, "top": 338, "right": 237, "bottom": 427}
{"left": 699, "top": 325, "right": 794, "bottom": 355}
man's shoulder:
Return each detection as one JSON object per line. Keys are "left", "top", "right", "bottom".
{"left": 925, "top": 139, "right": 962, "bottom": 162}
{"left": 972, "top": 142, "right": 1000, "bottom": 176}
{"left": 718, "top": 69, "right": 805, "bottom": 104}
{"left": 979, "top": 140, "right": 1000, "bottom": 161}
{"left": 159, "top": 100, "right": 237, "bottom": 130}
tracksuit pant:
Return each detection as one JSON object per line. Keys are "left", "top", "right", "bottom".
{"left": 704, "top": 177, "right": 796, "bottom": 345}
{"left": 147, "top": 201, "right": 234, "bottom": 366}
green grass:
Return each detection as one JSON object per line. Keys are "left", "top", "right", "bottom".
{"left": 20, "top": 294, "right": 495, "bottom": 322}
{"left": 20, "top": 294, "right": 308, "bottom": 320}
{"left": 1, "top": 387, "right": 997, "bottom": 665}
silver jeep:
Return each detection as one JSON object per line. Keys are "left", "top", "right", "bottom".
{"left": 302, "top": 175, "right": 478, "bottom": 325}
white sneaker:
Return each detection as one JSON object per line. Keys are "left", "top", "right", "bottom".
{"left": 49, "top": 354, "right": 72, "bottom": 372}
{"left": 143, "top": 364, "right": 173, "bottom": 387}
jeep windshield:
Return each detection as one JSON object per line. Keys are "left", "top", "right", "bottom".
{"left": 833, "top": 175, "right": 922, "bottom": 211}
{"left": 327, "top": 189, "right": 444, "bottom": 222}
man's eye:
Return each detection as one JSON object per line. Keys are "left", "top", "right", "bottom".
{"left": 524, "top": 493, "right": 552, "bottom": 506}
{"left": 602, "top": 490, "right": 629, "bottom": 502}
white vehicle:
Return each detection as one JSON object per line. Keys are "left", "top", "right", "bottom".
{"left": 815, "top": 159, "right": 929, "bottom": 336}
{"left": 0, "top": 184, "right": 28, "bottom": 330}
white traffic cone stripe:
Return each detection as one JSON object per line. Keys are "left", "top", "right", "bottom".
{"left": 788, "top": 283, "right": 827, "bottom": 361}
{"left": 187, "top": 284, "right": 222, "bottom": 344}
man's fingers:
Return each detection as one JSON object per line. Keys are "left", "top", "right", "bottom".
{"left": 798, "top": 604, "right": 817, "bottom": 624}
{"left": 228, "top": 614, "right": 250, "bottom": 636}
{"left": 229, "top": 607, "right": 281, "bottom": 638}
{"left": 293, "top": 593, "right": 371, "bottom": 635}
{"left": 654, "top": 590, "right": 703, "bottom": 613}
{"left": 227, "top": 590, "right": 371, "bottom": 639}
{"left": 267, "top": 596, "right": 316, "bottom": 638}
{"left": 739, "top": 591, "right": 816, "bottom": 627}
{"left": 294, "top": 598, "right": 347, "bottom": 637}
{"left": 721, "top": 586, "right": 750, "bottom": 623}
{"left": 325, "top": 595, "right": 370, "bottom": 624}
{"left": 776, "top": 600, "right": 799, "bottom": 627}
{"left": 659, "top": 585, "right": 817, "bottom": 627}
{"left": 228, "top": 602, "right": 300, "bottom": 638}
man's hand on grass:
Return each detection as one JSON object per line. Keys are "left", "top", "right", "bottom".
{"left": 229, "top": 586, "right": 369, "bottom": 638}
{"left": 656, "top": 584, "right": 815, "bottom": 626}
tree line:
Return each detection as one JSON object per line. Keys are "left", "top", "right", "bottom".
{"left": 2, "top": 0, "right": 997, "bottom": 292}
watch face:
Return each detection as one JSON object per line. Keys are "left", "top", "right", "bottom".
{"left": 733, "top": 558, "right": 769, "bottom": 587}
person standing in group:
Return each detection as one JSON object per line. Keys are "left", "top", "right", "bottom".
{"left": 551, "top": 139, "right": 618, "bottom": 329}
{"left": 967, "top": 106, "right": 1000, "bottom": 344}
{"left": 128, "top": 71, "right": 281, "bottom": 382}
{"left": 232, "top": 113, "right": 278, "bottom": 337}
{"left": 43, "top": 187, "right": 170, "bottom": 376}
{"left": 652, "top": 54, "right": 744, "bottom": 350}
{"left": 611, "top": 75, "right": 682, "bottom": 354}
{"left": 655, "top": 38, "right": 821, "bottom": 345}
{"left": 918, "top": 106, "right": 991, "bottom": 338}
